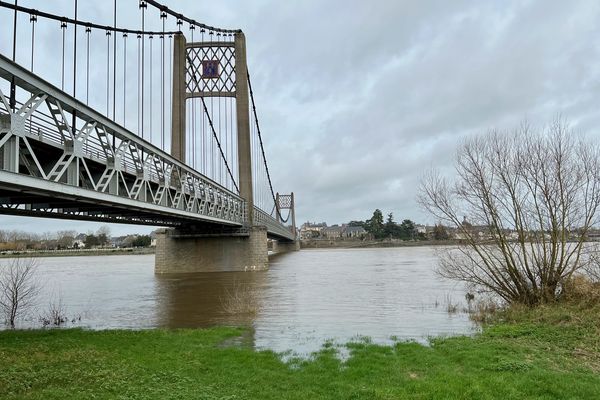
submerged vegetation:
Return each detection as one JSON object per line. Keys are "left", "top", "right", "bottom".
{"left": 220, "top": 280, "right": 262, "bottom": 315}
{"left": 1, "top": 302, "right": 599, "bottom": 399}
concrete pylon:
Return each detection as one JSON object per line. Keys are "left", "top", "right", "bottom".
{"left": 155, "top": 31, "right": 272, "bottom": 274}
{"left": 234, "top": 32, "right": 253, "bottom": 225}
{"left": 171, "top": 33, "right": 187, "bottom": 163}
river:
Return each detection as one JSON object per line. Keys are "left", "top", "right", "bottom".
{"left": 5, "top": 247, "right": 477, "bottom": 354}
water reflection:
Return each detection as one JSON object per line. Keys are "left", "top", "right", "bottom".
{"left": 2, "top": 247, "right": 477, "bottom": 354}
{"left": 155, "top": 270, "right": 266, "bottom": 328}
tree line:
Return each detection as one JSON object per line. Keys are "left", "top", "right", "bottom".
{"left": 0, "top": 230, "right": 79, "bottom": 251}
{"left": 350, "top": 209, "right": 423, "bottom": 240}
{"left": 0, "top": 226, "right": 153, "bottom": 251}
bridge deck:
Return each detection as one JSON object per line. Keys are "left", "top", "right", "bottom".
{"left": 0, "top": 54, "right": 295, "bottom": 241}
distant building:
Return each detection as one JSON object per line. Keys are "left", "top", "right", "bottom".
{"left": 587, "top": 229, "right": 600, "bottom": 241}
{"left": 300, "top": 222, "right": 327, "bottom": 239}
{"left": 111, "top": 236, "right": 127, "bottom": 248}
{"left": 323, "top": 225, "right": 344, "bottom": 239}
{"left": 72, "top": 233, "right": 87, "bottom": 249}
{"left": 344, "top": 226, "right": 366, "bottom": 239}
{"left": 72, "top": 239, "right": 85, "bottom": 249}
{"left": 150, "top": 230, "right": 159, "bottom": 247}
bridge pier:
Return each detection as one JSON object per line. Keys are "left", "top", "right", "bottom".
{"left": 155, "top": 226, "right": 268, "bottom": 273}
{"left": 153, "top": 31, "right": 297, "bottom": 275}
{"left": 271, "top": 240, "right": 301, "bottom": 254}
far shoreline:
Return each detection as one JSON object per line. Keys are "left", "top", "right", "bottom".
{"left": 0, "top": 247, "right": 155, "bottom": 259}
{"left": 300, "top": 239, "right": 458, "bottom": 249}
{"left": 0, "top": 240, "right": 457, "bottom": 258}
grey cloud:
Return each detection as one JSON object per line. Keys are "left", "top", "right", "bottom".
{"left": 1, "top": 0, "right": 600, "bottom": 234}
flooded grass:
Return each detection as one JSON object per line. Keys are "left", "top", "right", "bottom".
{"left": 1, "top": 303, "right": 599, "bottom": 399}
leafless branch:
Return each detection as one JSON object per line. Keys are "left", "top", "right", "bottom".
{"left": 419, "top": 120, "right": 600, "bottom": 304}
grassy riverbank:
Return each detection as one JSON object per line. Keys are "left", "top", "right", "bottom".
{"left": 1, "top": 304, "right": 599, "bottom": 399}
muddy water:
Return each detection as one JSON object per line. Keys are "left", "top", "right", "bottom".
{"left": 6, "top": 247, "right": 476, "bottom": 354}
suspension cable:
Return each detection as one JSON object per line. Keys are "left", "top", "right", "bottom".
{"left": 200, "top": 96, "right": 239, "bottom": 193}
{"left": 201, "top": 28, "right": 205, "bottom": 174}
{"left": 85, "top": 26, "right": 90, "bottom": 104}
{"left": 29, "top": 11, "right": 36, "bottom": 131}
{"left": 106, "top": 30, "right": 111, "bottom": 116}
{"left": 168, "top": 33, "right": 172, "bottom": 151}
{"left": 143, "top": 0, "right": 240, "bottom": 34}
{"left": 9, "top": 0, "right": 17, "bottom": 111}
{"left": 229, "top": 94, "right": 233, "bottom": 184}
{"left": 218, "top": 33, "right": 222, "bottom": 184}
{"left": 247, "top": 70, "right": 286, "bottom": 221}
{"left": 149, "top": 33, "right": 153, "bottom": 143}
{"left": 11, "top": 0, "right": 17, "bottom": 63}
{"left": 210, "top": 87, "right": 215, "bottom": 179}
{"left": 190, "top": 24, "right": 195, "bottom": 169}
{"left": 187, "top": 56, "right": 239, "bottom": 192}
{"left": 29, "top": 13, "right": 36, "bottom": 71}
{"left": 224, "top": 64, "right": 229, "bottom": 190}
{"left": 160, "top": 11, "right": 166, "bottom": 150}
{"left": 61, "top": 21, "right": 67, "bottom": 91}
{"left": 72, "top": 0, "right": 78, "bottom": 129}
{"left": 123, "top": 32, "right": 127, "bottom": 127}
{"left": 112, "top": 0, "right": 117, "bottom": 120}
{"left": 0, "top": 1, "right": 179, "bottom": 36}
{"left": 140, "top": 1, "right": 146, "bottom": 139}
{"left": 137, "top": 33, "right": 141, "bottom": 135}
{"left": 209, "top": 30, "right": 215, "bottom": 179}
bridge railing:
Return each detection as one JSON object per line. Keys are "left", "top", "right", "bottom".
{"left": 253, "top": 207, "right": 295, "bottom": 240}
{"left": 0, "top": 53, "right": 246, "bottom": 227}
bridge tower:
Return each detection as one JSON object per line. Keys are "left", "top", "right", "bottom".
{"left": 155, "top": 31, "right": 294, "bottom": 274}
{"left": 0, "top": 1, "right": 297, "bottom": 275}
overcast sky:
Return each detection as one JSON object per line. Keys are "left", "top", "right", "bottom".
{"left": 1, "top": 0, "right": 600, "bottom": 235}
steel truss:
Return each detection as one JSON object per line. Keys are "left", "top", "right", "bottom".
{"left": 0, "top": 52, "right": 295, "bottom": 240}
{"left": 0, "top": 53, "right": 245, "bottom": 229}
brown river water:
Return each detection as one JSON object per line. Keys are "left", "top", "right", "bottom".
{"left": 6, "top": 247, "right": 477, "bottom": 354}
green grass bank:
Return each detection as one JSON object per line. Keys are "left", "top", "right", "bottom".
{"left": 1, "top": 304, "right": 599, "bottom": 399}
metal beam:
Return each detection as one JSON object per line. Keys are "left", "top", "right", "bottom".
{"left": 0, "top": 170, "right": 240, "bottom": 226}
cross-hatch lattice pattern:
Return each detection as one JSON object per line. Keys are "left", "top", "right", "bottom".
{"left": 186, "top": 44, "right": 236, "bottom": 98}
{"left": 277, "top": 194, "right": 293, "bottom": 210}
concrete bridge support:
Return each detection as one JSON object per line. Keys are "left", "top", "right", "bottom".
{"left": 153, "top": 32, "right": 295, "bottom": 274}
{"left": 155, "top": 227, "right": 268, "bottom": 273}
{"left": 271, "top": 240, "right": 301, "bottom": 254}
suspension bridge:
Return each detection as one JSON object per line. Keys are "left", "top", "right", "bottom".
{"left": 0, "top": 1, "right": 298, "bottom": 273}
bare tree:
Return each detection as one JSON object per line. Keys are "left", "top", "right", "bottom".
{"left": 96, "top": 226, "right": 111, "bottom": 247}
{"left": 585, "top": 251, "right": 600, "bottom": 283}
{"left": 96, "top": 226, "right": 111, "bottom": 238}
{"left": 0, "top": 258, "right": 39, "bottom": 328}
{"left": 56, "top": 230, "right": 77, "bottom": 249}
{"left": 419, "top": 120, "right": 600, "bottom": 305}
